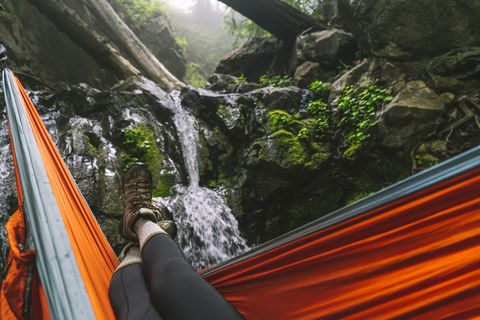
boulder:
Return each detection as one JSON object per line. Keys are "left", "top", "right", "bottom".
{"left": 206, "top": 73, "right": 238, "bottom": 92}
{"left": 206, "top": 74, "right": 257, "bottom": 93}
{"left": 338, "top": 0, "right": 480, "bottom": 60}
{"left": 328, "top": 58, "right": 370, "bottom": 102}
{"left": 251, "top": 86, "right": 305, "bottom": 114}
{"left": 215, "top": 37, "right": 285, "bottom": 82}
{"left": 294, "top": 61, "right": 324, "bottom": 89}
{"left": 377, "top": 81, "right": 446, "bottom": 149}
{"left": 111, "top": 76, "right": 174, "bottom": 123}
{"left": 132, "top": 13, "right": 188, "bottom": 81}
{"left": 289, "top": 29, "right": 358, "bottom": 74}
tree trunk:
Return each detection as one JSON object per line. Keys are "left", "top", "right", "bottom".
{"left": 26, "top": 0, "right": 142, "bottom": 82}
{"left": 83, "top": 0, "right": 185, "bottom": 92}
{"left": 219, "top": 0, "right": 328, "bottom": 41}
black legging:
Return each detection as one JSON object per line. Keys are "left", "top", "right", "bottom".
{"left": 109, "top": 234, "right": 245, "bottom": 320}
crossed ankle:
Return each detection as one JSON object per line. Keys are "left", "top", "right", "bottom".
{"left": 135, "top": 218, "right": 170, "bottom": 252}
{"left": 115, "top": 245, "right": 142, "bottom": 274}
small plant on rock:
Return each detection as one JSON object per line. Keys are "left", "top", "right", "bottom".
{"left": 257, "top": 73, "right": 294, "bottom": 88}
{"left": 298, "top": 81, "right": 393, "bottom": 158}
{"left": 121, "top": 125, "right": 161, "bottom": 173}
{"left": 308, "top": 81, "right": 330, "bottom": 99}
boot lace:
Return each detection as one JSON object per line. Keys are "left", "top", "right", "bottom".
{"left": 125, "top": 182, "right": 159, "bottom": 214}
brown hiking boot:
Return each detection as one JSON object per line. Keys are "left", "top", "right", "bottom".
{"left": 120, "top": 163, "right": 161, "bottom": 241}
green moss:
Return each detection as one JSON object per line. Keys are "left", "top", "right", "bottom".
{"left": 270, "top": 130, "right": 308, "bottom": 167}
{"left": 198, "top": 143, "right": 213, "bottom": 177}
{"left": 214, "top": 127, "right": 228, "bottom": 145}
{"left": 343, "top": 140, "right": 362, "bottom": 159}
{"left": 0, "top": 12, "right": 14, "bottom": 20}
{"left": 209, "top": 181, "right": 217, "bottom": 188}
{"left": 268, "top": 110, "right": 303, "bottom": 134}
{"left": 218, "top": 174, "right": 233, "bottom": 188}
{"left": 121, "top": 124, "right": 163, "bottom": 188}
{"left": 153, "top": 172, "right": 176, "bottom": 197}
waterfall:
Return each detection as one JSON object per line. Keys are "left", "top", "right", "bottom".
{"left": 156, "top": 91, "right": 249, "bottom": 270}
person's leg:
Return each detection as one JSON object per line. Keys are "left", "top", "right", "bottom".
{"left": 109, "top": 245, "right": 163, "bottom": 320}
{"left": 135, "top": 219, "right": 246, "bottom": 320}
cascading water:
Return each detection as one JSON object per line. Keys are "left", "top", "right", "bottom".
{"left": 156, "top": 92, "right": 249, "bottom": 270}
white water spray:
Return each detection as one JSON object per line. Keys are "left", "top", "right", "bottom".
{"left": 157, "top": 92, "right": 248, "bottom": 270}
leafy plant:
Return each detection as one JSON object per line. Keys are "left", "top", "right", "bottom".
{"left": 186, "top": 62, "right": 207, "bottom": 88}
{"left": 174, "top": 32, "right": 187, "bottom": 51}
{"left": 308, "top": 81, "right": 330, "bottom": 99}
{"left": 237, "top": 74, "right": 247, "bottom": 82}
{"left": 298, "top": 81, "right": 393, "bottom": 158}
{"left": 257, "top": 74, "right": 293, "bottom": 88}
{"left": 334, "top": 66, "right": 349, "bottom": 79}
{"left": 415, "top": 155, "right": 439, "bottom": 167}
{"left": 415, "top": 155, "right": 423, "bottom": 165}
{"left": 228, "top": 74, "right": 248, "bottom": 87}
{"left": 121, "top": 125, "right": 160, "bottom": 175}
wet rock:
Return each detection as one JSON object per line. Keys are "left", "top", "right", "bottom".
{"left": 377, "top": 81, "right": 446, "bottom": 149}
{"left": 111, "top": 76, "right": 174, "bottom": 123}
{"left": 180, "top": 86, "right": 228, "bottom": 123}
{"left": 206, "top": 73, "right": 238, "bottom": 92}
{"left": 229, "top": 82, "right": 258, "bottom": 94}
{"left": 338, "top": 0, "right": 480, "bottom": 60}
{"left": 289, "top": 29, "right": 358, "bottom": 74}
{"left": 180, "top": 86, "right": 261, "bottom": 139}
{"left": 294, "top": 61, "right": 324, "bottom": 89}
{"left": 251, "top": 86, "right": 304, "bottom": 114}
{"left": 215, "top": 37, "right": 285, "bottom": 82}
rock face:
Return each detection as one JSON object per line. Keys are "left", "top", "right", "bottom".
{"left": 131, "top": 13, "right": 188, "bottom": 81}
{"left": 377, "top": 81, "right": 446, "bottom": 149}
{"left": 289, "top": 29, "right": 358, "bottom": 74}
{"left": 251, "top": 86, "right": 306, "bottom": 114}
{"left": 294, "top": 61, "right": 324, "bottom": 89}
{"left": 215, "top": 37, "right": 287, "bottom": 82}
{"left": 338, "top": 0, "right": 480, "bottom": 60}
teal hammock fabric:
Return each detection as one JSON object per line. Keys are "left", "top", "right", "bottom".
{"left": 2, "top": 68, "right": 96, "bottom": 319}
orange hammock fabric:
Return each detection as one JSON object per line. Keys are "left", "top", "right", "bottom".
{"left": 2, "top": 74, "right": 118, "bottom": 319}
{"left": 203, "top": 168, "right": 480, "bottom": 319}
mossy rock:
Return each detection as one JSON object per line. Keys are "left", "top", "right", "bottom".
{"left": 153, "top": 169, "right": 176, "bottom": 197}
{"left": 268, "top": 110, "right": 303, "bottom": 134}
{"left": 121, "top": 124, "right": 164, "bottom": 188}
